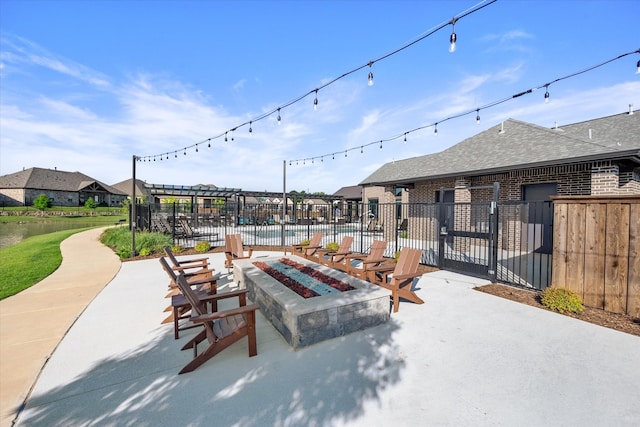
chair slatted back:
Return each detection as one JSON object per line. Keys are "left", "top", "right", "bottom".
{"left": 394, "top": 247, "right": 422, "bottom": 276}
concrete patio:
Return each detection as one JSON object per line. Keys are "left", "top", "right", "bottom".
{"left": 2, "top": 229, "right": 639, "bottom": 426}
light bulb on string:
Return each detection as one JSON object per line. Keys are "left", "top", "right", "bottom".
{"left": 379, "top": 140, "right": 383, "bottom": 149}
{"left": 321, "top": 156, "right": 324, "bottom": 162}
{"left": 277, "top": 108, "right": 282, "bottom": 125}
{"left": 360, "top": 146, "right": 363, "bottom": 154}
{"left": 175, "top": 152, "right": 178, "bottom": 158}
{"left": 313, "top": 90, "right": 318, "bottom": 111}
{"left": 449, "top": 18, "right": 457, "bottom": 53}
{"left": 368, "top": 61, "right": 374, "bottom": 86}
{"left": 434, "top": 123, "right": 438, "bottom": 136}
{"left": 332, "top": 153, "right": 335, "bottom": 160}
{"left": 476, "top": 109, "right": 480, "bottom": 125}
{"left": 544, "top": 85, "right": 550, "bottom": 104}
{"left": 249, "top": 121, "right": 253, "bottom": 133}
{"left": 345, "top": 151, "right": 347, "bottom": 158}
{"left": 208, "top": 139, "right": 211, "bottom": 149}
{"left": 195, "top": 144, "right": 199, "bottom": 153}
{"left": 224, "top": 132, "right": 228, "bottom": 143}
{"left": 636, "top": 59, "right": 639, "bottom": 74}
{"left": 404, "top": 133, "right": 407, "bottom": 143}
{"left": 183, "top": 148, "right": 187, "bottom": 156}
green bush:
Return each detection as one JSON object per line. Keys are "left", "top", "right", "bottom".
{"left": 194, "top": 241, "right": 211, "bottom": 253}
{"left": 138, "top": 247, "right": 152, "bottom": 257}
{"left": 541, "top": 287, "right": 584, "bottom": 313}
{"left": 300, "top": 239, "right": 310, "bottom": 248}
{"left": 325, "top": 242, "right": 340, "bottom": 252}
{"left": 101, "top": 228, "right": 172, "bottom": 259}
{"left": 171, "top": 244, "right": 184, "bottom": 254}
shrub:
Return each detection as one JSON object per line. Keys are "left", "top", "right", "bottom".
{"left": 541, "top": 287, "right": 584, "bottom": 313}
{"left": 194, "top": 241, "right": 211, "bottom": 253}
{"left": 100, "top": 227, "right": 172, "bottom": 259}
{"left": 171, "top": 244, "right": 184, "bottom": 253}
{"left": 138, "top": 247, "right": 152, "bottom": 257}
{"left": 300, "top": 239, "right": 310, "bottom": 248}
{"left": 325, "top": 242, "right": 340, "bottom": 252}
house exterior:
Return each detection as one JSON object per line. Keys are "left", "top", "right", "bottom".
{"left": 0, "top": 167, "right": 127, "bottom": 207}
{"left": 360, "top": 109, "right": 640, "bottom": 206}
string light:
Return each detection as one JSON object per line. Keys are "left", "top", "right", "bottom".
{"left": 249, "top": 121, "right": 253, "bottom": 133}
{"left": 476, "top": 109, "right": 480, "bottom": 125}
{"left": 544, "top": 84, "right": 550, "bottom": 103}
{"left": 379, "top": 140, "right": 383, "bottom": 149}
{"left": 449, "top": 17, "right": 457, "bottom": 53}
{"left": 360, "top": 146, "right": 363, "bottom": 154}
{"left": 134, "top": 1, "right": 500, "bottom": 163}
{"left": 313, "top": 90, "right": 318, "bottom": 111}
{"left": 195, "top": 144, "right": 199, "bottom": 152}
{"left": 208, "top": 139, "right": 211, "bottom": 149}
{"left": 434, "top": 123, "right": 438, "bottom": 136}
{"left": 636, "top": 59, "right": 640, "bottom": 74}
{"left": 277, "top": 108, "right": 282, "bottom": 125}
{"left": 404, "top": 133, "right": 407, "bottom": 143}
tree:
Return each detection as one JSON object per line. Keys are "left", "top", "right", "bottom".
{"left": 84, "top": 197, "right": 97, "bottom": 215}
{"left": 33, "top": 194, "right": 51, "bottom": 215}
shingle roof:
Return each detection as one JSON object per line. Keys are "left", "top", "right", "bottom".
{"left": 333, "top": 185, "right": 362, "bottom": 199}
{"left": 360, "top": 111, "right": 640, "bottom": 186}
{"left": 0, "top": 167, "right": 127, "bottom": 195}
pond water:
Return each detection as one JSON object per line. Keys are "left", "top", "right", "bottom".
{"left": 0, "top": 221, "right": 111, "bottom": 249}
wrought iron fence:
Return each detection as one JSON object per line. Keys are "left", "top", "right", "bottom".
{"left": 138, "top": 200, "right": 553, "bottom": 290}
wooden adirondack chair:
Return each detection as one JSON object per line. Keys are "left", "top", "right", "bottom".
{"left": 318, "top": 236, "right": 354, "bottom": 270}
{"left": 224, "top": 234, "right": 254, "bottom": 271}
{"left": 346, "top": 240, "right": 388, "bottom": 279}
{"left": 159, "top": 257, "right": 221, "bottom": 339}
{"left": 290, "top": 232, "right": 323, "bottom": 259}
{"left": 366, "top": 247, "right": 424, "bottom": 313}
{"left": 163, "top": 246, "right": 212, "bottom": 295}
{"left": 176, "top": 273, "right": 259, "bottom": 374}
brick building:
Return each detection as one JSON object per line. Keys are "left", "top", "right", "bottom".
{"left": 360, "top": 109, "right": 640, "bottom": 206}
{"left": 0, "top": 167, "right": 127, "bottom": 207}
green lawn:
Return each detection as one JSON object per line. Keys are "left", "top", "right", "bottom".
{"left": 0, "top": 228, "right": 91, "bottom": 299}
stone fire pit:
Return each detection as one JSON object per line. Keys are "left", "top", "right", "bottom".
{"left": 233, "top": 255, "right": 391, "bottom": 349}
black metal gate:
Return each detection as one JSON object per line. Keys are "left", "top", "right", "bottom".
{"left": 438, "top": 201, "right": 497, "bottom": 279}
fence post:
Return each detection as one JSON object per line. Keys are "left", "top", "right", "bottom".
{"left": 487, "top": 182, "right": 500, "bottom": 282}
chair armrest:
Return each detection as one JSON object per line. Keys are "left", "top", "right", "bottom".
{"left": 187, "top": 272, "right": 221, "bottom": 286}
{"left": 392, "top": 272, "right": 423, "bottom": 281}
{"left": 190, "top": 303, "right": 260, "bottom": 323}
{"left": 361, "top": 258, "right": 386, "bottom": 265}
{"left": 172, "top": 264, "right": 210, "bottom": 273}
{"left": 366, "top": 264, "right": 395, "bottom": 273}
{"left": 198, "top": 288, "right": 248, "bottom": 303}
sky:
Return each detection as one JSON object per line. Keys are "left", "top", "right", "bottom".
{"left": 1, "top": 0, "right": 639, "bottom": 195}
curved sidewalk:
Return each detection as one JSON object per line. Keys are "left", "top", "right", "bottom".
{"left": 0, "top": 227, "right": 121, "bottom": 427}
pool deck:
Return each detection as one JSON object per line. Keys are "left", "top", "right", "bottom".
{"left": 1, "top": 228, "right": 640, "bottom": 426}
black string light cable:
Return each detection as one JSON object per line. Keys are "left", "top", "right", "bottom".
{"left": 287, "top": 48, "right": 640, "bottom": 166}
{"left": 136, "top": 0, "right": 498, "bottom": 163}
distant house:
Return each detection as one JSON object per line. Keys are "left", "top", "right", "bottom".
{"left": 0, "top": 167, "right": 127, "bottom": 207}
{"left": 360, "top": 109, "right": 640, "bottom": 206}
{"left": 332, "top": 185, "right": 364, "bottom": 222}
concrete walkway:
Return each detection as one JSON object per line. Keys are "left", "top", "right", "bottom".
{"left": 2, "top": 230, "right": 640, "bottom": 426}
{"left": 0, "top": 228, "right": 121, "bottom": 427}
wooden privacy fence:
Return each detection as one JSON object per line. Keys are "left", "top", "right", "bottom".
{"left": 552, "top": 195, "right": 640, "bottom": 317}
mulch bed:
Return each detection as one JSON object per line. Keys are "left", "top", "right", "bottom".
{"left": 475, "top": 284, "right": 640, "bottom": 337}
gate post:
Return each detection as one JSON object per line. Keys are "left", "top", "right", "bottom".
{"left": 488, "top": 182, "right": 500, "bottom": 282}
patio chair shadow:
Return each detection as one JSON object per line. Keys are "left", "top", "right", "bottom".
{"left": 16, "top": 316, "right": 404, "bottom": 427}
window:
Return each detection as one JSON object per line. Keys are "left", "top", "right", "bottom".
{"left": 368, "top": 198, "right": 379, "bottom": 218}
